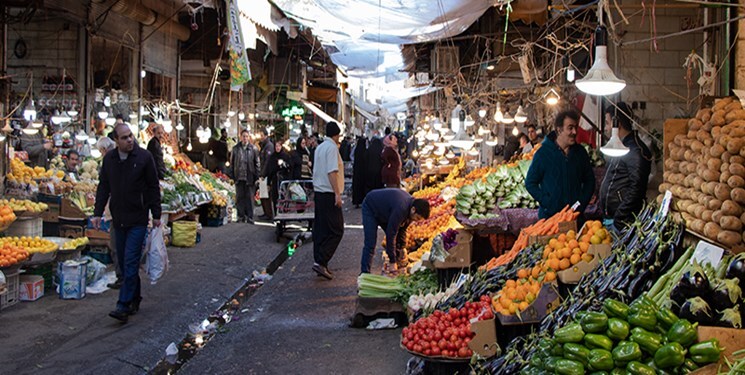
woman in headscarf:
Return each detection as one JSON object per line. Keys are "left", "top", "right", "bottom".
{"left": 351, "top": 136, "right": 368, "bottom": 207}
{"left": 266, "top": 140, "right": 292, "bottom": 213}
{"left": 290, "top": 136, "right": 312, "bottom": 180}
{"left": 381, "top": 134, "right": 402, "bottom": 188}
{"left": 365, "top": 135, "right": 384, "bottom": 193}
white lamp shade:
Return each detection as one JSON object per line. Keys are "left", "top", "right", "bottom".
{"left": 502, "top": 112, "right": 515, "bottom": 124}
{"left": 98, "top": 111, "right": 109, "bottom": 120}
{"left": 105, "top": 117, "right": 116, "bottom": 126}
{"left": 600, "top": 128, "right": 630, "bottom": 157}
{"left": 485, "top": 139, "right": 498, "bottom": 146}
{"left": 186, "top": 142, "right": 193, "bottom": 151}
{"left": 176, "top": 122, "right": 185, "bottom": 131}
{"left": 514, "top": 106, "right": 528, "bottom": 123}
{"left": 493, "top": 103, "right": 503, "bottom": 122}
{"left": 575, "top": 46, "right": 626, "bottom": 96}
{"left": 478, "top": 109, "right": 487, "bottom": 118}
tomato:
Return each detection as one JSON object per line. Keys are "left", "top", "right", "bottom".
{"left": 406, "top": 342, "right": 414, "bottom": 351}
{"left": 421, "top": 341, "right": 430, "bottom": 349}
{"left": 423, "top": 349, "right": 431, "bottom": 356}
{"left": 450, "top": 334, "right": 458, "bottom": 343}
{"left": 431, "top": 347, "right": 441, "bottom": 356}
{"left": 433, "top": 330, "right": 442, "bottom": 341}
{"left": 483, "top": 310, "right": 494, "bottom": 320}
{"left": 438, "top": 339, "right": 447, "bottom": 349}
{"left": 402, "top": 338, "right": 409, "bottom": 345}
{"left": 413, "top": 344, "right": 422, "bottom": 353}
{"left": 441, "top": 350, "right": 450, "bottom": 357}
{"left": 458, "top": 347, "right": 469, "bottom": 357}
{"left": 458, "top": 328, "right": 468, "bottom": 338}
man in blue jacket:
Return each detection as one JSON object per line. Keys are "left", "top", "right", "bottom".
{"left": 360, "top": 188, "right": 430, "bottom": 275}
{"left": 525, "top": 110, "right": 595, "bottom": 219}
{"left": 92, "top": 123, "right": 161, "bottom": 323}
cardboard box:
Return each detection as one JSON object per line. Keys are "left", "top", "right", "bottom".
{"left": 59, "top": 224, "right": 84, "bottom": 239}
{"left": 40, "top": 202, "right": 60, "bottom": 223}
{"left": 689, "top": 326, "right": 745, "bottom": 375}
{"left": 468, "top": 318, "right": 499, "bottom": 357}
{"left": 557, "top": 244, "right": 612, "bottom": 284}
{"left": 528, "top": 221, "right": 577, "bottom": 246}
{"left": 434, "top": 230, "right": 473, "bottom": 269}
{"left": 497, "top": 283, "right": 561, "bottom": 325}
{"left": 19, "top": 275, "right": 44, "bottom": 301}
{"left": 59, "top": 198, "right": 87, "bottom": 220}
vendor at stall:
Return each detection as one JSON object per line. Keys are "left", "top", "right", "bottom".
{"left": 360, "top": 188, "right": 430, "bottom": 275}
{"left": 65, "top": 150, "right": 81, "bottom": 178}
{"left": 599, "top": 102, "right": 653, "bottom": 229}
{"left": 146, "top": 124, "right": 167, "bottom": 180}
{"left": 525, "top": 110, "right": 595, "bottom": 219}
{"left": 20, "top": 123, "right": 54, "bottom": 169}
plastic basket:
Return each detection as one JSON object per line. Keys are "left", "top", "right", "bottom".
{"left": 0, "top": 271, "right": 20, "bottom": 311}
{"left": 5, "top": 217, "right": 43, "bottom": 238}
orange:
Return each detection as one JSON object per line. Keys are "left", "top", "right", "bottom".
{"left": 548, "top": 258, "right": 560, "bottom": 271}
{"left": 517, "top": 268, "right": 529, "bottom": 279}
{"left": 548, "top": 238, "right": 559, "bottom": 249}
{"left": 591, "top": 235, "right": 602, "bottom": 245}
{"left": 570, "top": 253, "right": 581, "bottom": 265}
{"left": 581, "top": 253, "right": 594, "bottom": 263}
{"left": 505, "top": 279, "right": 517, "bottom": 289}
{"left": 548, "top": 252, "right": 558, "bottom": 260}
{"left": 567, "top": 240, "right": 579, "bottom": 250}
{"left": 508, "top": 304, "right": 517, "bottom": 314}
{"left": 531, "top": 266, "right": 542, "bottom": 279}
{"left": 579, "top": 242, "right": 590, "bottom": 253}
{"left": 592, "top": 221, "right": 603, "bottom": 230}
{"left": 519, "top": 301, "right": 530, "bottom": 311}
{"left": 557, "top": 234, "right": 567, "bottom": 243}
{"left": 566, "top": 230, "right": 576, "bottom": 240}
{"left": 559, "top": 258, "right": 571, "bottom": 270}
{"left": 544, "top": 271, "right": 556, "bottom": 282}
{"left": 560, "top": 247, "right": 572, "bottom": 259}
{"left": 572, "top": 248, "right": 581, "bottom": 255}
{"left": 543, "top": 247, "right": 552, "bottom": 258}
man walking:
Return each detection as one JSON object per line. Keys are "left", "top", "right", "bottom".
{"left": 231, "top": 129, "right": 260, "bottom": 223}
{"left": 258, "top": 129, "right": 275, "bottom": 220}
{"left": 312, "top": 122, "right": 345, "bottom": 280}
{"left": 360, "top": 188, "right": 430, "bottom": 275}
{"left": 147, "top": 124, "right": 167, "bottom": 179}
{"left": 92, "top": 123, "right": 161, "bottom": 323}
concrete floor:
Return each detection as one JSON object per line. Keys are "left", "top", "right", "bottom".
{"left": 0, "top": 203, "right": 410, "bottom": 375}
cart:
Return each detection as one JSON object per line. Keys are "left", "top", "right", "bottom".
{"left": 274, "top": 180, "right": 314, "bottom": 242}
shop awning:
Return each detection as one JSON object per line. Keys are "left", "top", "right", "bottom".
{"left": 301, "top": 100, "right": 337, "bottom": 124}
{"left": 354, "top": 105, "right": 379, "bottom": 123}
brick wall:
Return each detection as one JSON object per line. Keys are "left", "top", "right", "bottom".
{"left": 614, "top": 2, "right": 705, "bottom": 132}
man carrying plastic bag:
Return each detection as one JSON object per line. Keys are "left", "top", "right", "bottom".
{"left": 144, "top": 225, "right": 168, "bottom": 284}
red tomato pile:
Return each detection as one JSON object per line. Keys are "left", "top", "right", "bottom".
{"left": 401, "top": 295, "right": 494, "bottom": 358}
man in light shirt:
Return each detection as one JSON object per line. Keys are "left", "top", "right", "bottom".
{"left": 311, "top": 122, "right": 345, "bottom": 280}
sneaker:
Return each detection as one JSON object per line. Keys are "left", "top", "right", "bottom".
{"left": 312, "top": 264, "right": 333, "bottom": 280}
{"left": 246, "top": 218, "right": 255, "bottom": 224}
{"left": 129, "top": 297, "right": 142, "bottom": 315}
{"left": 108, "top": 309, "right": 130, "bottom": 323}
{"left": 107, "top": 279, "right": 123, "bottom": 290}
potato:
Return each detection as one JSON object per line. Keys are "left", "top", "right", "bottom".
{"left": 741, "top": 211, "right": 745, "bottom": 224}
{"left": 725, "top": 109, "right": 745, "bottom": 122}
{"left": 694, "top": 204, "right": 707, "bottom": 218}
{"left": 689, "top": 118, "right": 704, "bottom": 131}
{"left": 729, "top": 175, "right": 745, "bottom": 188}
{"left": 713, "top": 209, "right": 725, "bottom": 224}
{"left": 726, "top": 138, "right": 743, "bottom": 154}
{"left": 704, "top": 221, "right": 722, "bottom": 238}
{"left": 696, "top": 108, "right": 711, "bottom": 120}
{"left": 697, "top": 129, "right": 712, "bottom": 142}
{"left": 717, "top": 231, "right": 742, "bottom": 247}
{"left": 659, "top": 182, "right": 672, "bottom": 193}
{"left": 703, "top": 121, "right": 713, "bottom": 132}
{"left": 707, "top": 158, "right": 723, "bottom": 171}
{"left": 684, "top": 175, "right": 696, "bottom": 188}
{"left": 719, "top": 134, "right": 731, "bottom": 148}
{"left": 730, "top": 162, "right": 745, "bottom": 178}
{"left": 656, "top": 194, "right": 664, "bottom": 205}
{"left": 702, "top": 209, "right": 714, "bottom": 222}
{"left": 707, "top": 181, "right": 719, "bottom": 195}
{"left": 715, "top": 183, "right": 732, "bottom": 201}
{"left": 720, "top": 215, "right": 743, "bottom": 231}
{"left": 711, "top": 144, "right": 726, "bottom": 158}
{"left": 693, "top": 176, "right": 705, "bottom": 188}
{"left": 713, "top": 126, "right": 723, "bottom": 138}
{"left": 730, "top": 127, "right": 745, "bottom": 137}
{"left": 708, "top": 198, "right": 723, "bottom": 210}
{"left": 725, "top": 101, "right": 743, "bottom": 112}
{"left": 712, "top": 97, "right": 734, "bottom": 111}
{"left": 721, "top": 171, "right": 733, "bottom": 184}
{"left": 721, "top": 162, "right": 731, "bottom": 173}
{"left": 741, "top": 146, "right": 745, "bottom": 157}
{"left": 712, "top": 113, "right": 726, "bottom": 126}
{"left": 691, "top": 219, "right": 706, "bottom": 233}
{"left": 730, "top": 155, "right": 745, "bottom": 165}
{"left": 731, "top": 187, "right": 745, "bottom": 204}
{"left": 674, "top": 134, "right": 686, "bottom": 146}
{"left": 722, "top": 199, "right": 744, "bottom": 216}
{"left": 702, "top": 169, "right": 720, "bottom": 182}
{"left": 722, "top": 152, "right": 733, "bottom": 163}
{"left": 688, "top": 163, "right": 699, "bottom": 174}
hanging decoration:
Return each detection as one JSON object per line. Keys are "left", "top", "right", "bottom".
{"left": 227, "top": 0, "right": 251, "bottom": 91}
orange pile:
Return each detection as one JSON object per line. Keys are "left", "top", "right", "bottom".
{"left": 405, "top": 203, "right": 455, "bottom": 247}
{"left": 0, "top": 205, "right": 17, "bottom": 228}
{"left": 412, "top": 186, "right": 441, "bottom": 199}
{"left": 0, "top": 243, "right": 29, "bottom": 267}
{"left": 492, "top": 274, "right": 551, "bottom": 315}
{"left": 543, "top": 220, "right": 610, "bottom": 271}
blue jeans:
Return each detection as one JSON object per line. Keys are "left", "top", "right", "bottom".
{"left": 360, "top": 202, "right": 393, "bottom": 273}
{"left": 114, "top": 226, "right": 148, "bottom": 311}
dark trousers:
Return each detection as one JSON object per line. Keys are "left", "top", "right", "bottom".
{"left": 235, "top": 180, "right": 255, "bottom": 220}
{"left": 360, "top": 202, "right": 382, "bottom": 273}
{"left": 313, "top": 192, "right": 344, "bottom": 267}
{"left": 109, "top": 229, "right": 122, "bottom": 279}
{"left": 114, "top": 225, "right": 147, "bottom": 311}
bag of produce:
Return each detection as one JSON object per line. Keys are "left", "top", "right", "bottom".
{"left": 172, "top": 220, "right": 197, "bottom": 248}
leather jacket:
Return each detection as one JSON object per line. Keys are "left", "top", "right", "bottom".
{"left": 599, "top": 131, "right": 653, "bottom": 225}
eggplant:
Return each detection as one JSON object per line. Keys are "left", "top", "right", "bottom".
{"left": 680, "top": 297, "right": 714, "bottom": 324}
{"left": 711, "top": 278, "right": 743, "bottom": 311}
{"left": 678, "top": 262, "right": 711, "bottom": 298}
{"left": 717, "top": 305, "right": 742, "bottom": 328}
{"left": 726, "top": 253, "right": 745, "bottom": 292}
{"left": 670, "top": 282, "right": 689, "bottom": 306}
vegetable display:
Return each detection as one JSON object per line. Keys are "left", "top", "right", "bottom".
{"left": 660, "top": 96, "right": 745, "bottom": 249}
{"left": 455, "top": 161, "right": 537, "bottom": 219}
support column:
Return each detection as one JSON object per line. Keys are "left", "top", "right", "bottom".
{"left": 735, "top": 0, "right": 745, "bottom": 89}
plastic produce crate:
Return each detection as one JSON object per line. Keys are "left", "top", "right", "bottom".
{"left": 0, "top": 271, "right": 20, "bottom": 311}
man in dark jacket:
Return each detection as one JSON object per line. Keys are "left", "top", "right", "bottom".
{"left": 146, "top": 124, "right": 167, "bottom": 179}
{"left": 92, "top": 123, "right": 161, "bottom": 323}
{"left": 526, "top": 110, "right": 595, "bottom": 219}
{"left": 231, "top": 129, "right": 261, "bottom": 223}
{"left": 360, "top": 188, "right": 430, "bottom": 274}
{"left": 599, "top": 102, "right": 652, "bottom": 228}
{"left": 258, "top": 129, "right": 274, "bottom": 220}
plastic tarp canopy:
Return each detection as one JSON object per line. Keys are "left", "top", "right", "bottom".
{"left": 272, "top": 0, "right": 494, "bottom": 77}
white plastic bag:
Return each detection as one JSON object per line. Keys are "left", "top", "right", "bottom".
{"left": 288, "top": 182, "right": 307, "bottom": 202}
{"left": 258, "top": 177, "right": 269, "bottom": 199}
{"left": 145, "top": 226, "right": 169, "bottom": 284}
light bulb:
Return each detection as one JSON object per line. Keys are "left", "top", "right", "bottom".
{"left": 514, "top": 106, "right": 528, "bottom": 123}
{"left": 478, "top": 109, "right": 487, "bottom": 118}
{"left": 75, "top": 131, "right": 89, "bottom": 141}
{"left": 468, "top": 148, "right": 480, "bottom": 156}
{"left": 32, "top": 120, "right": 43, "bottom": 128}
{"left": 90, "top": 149, "right": 102, "bottom": 158}
{"left": 412, "top": 150, "right": 419, "bottom": 158}
{"left": 199, "top": 136, "right": 209, "bottom": 144}
{"left": 186, "top": 142, "right": 193, "bottom": 151}
{"left": 105, "top": 117, "right": 116, "bottom": 125}
{"left": 512, "top": 125, "right": 519, "bottom": 136}
{"left": 104, "top": 96, "right": 111, "bottom": 107}
{"left": 176, "top": 122, "right": 185, "bottom": 131}
{"left": 0, "top": 133, "right": 5, "bottom": 142}
{"left": 567, "top": 68, "right": 576, "bottom": 82}
{"left": 238, "top": 112, "right": 245, "bottom": 121}
{"left": 223, "top": 119, "right": 231, "bottom": 128}
{"left": 67, "top": 109, "right": 79, "bottom": 117}
{"left": 268, "top": 104, "right": 273, "bottom": 111}
{"left": 545, "top": 89, "right": 560, "bottom": 106}
{"left": 23, "top": 101, "right": 36, "bottom": 121}
{"left": 141, "top": 70, "right": 147, "bottom": 78}
{"left": 163, "top": 122, "right": 173, "bottom": 133}
{"left": 225, "top": 161, "right": 230, "bottom": 167}
{"left": 196, "top": 126, "right": 205, "bottom": 138}
{"left": 209, "top": 150, "right": 214, "bottom": 155}
{"left": 22, "top": 127, "right": 39, "bottom": 135}
{"left": 493, "top": 103, "right": 503, "bottom": 123}
{"left": 502, "top": 111, "right": 515, "bottom": 124}
{"left": 485, "top": 139, "right": 498, "bottom": 146}
{"left": 98, "top": 111, "right": 109, "bottom": 119}
{"left": 128, "top": 112, "right": 137, "bottom": 119}
{"left": 227, "top": 110, "right": 236, "bottom": 117}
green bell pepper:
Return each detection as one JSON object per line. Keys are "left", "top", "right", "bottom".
{"left": 653, "top": 342, "right": 686, "bottom": 369}
{"left": 665, "top": 319, "right": 698, "bottom": 347}
{"left": 529, "top": 355, "right": 544, "bottom": 370}
{"left": 628, "top": 307, "right": 657, "bottom": 331}
{"left": 655, "top": 307, "right": 679, "bottom": 330}
{"left": 689, "top": 339, "right": 724, "bottom": 364}
{"left": 683, "top": 358, "right": 699, "bottom": 371}
{"left": 612, "top": 341, "right": 642, "bottom": 367}
{"left": 555, "top": 358, "right": 585, "bottom": 375}
{"left": 581, "top": 311, "right": 610, "bottom": 333}
{"left": 644, "top": 359, "right": 674, "bottom": 375}
{"left": 626, "top": 361, "right": 656, "bottom": 375}
{"left": 629, "top": 327, "right": 663, "bottom": 355}
{"left": 563, "top": 343, "right": 591, "bottom": 366}
{"left": 519, "top": 365, "right": 542, "bottom": 375}
{"left": 607, "top": 318, "right": 630, "bottom": 341}
{"left": 629, "top": 295, "right": 658, "bottom": 312}
{"left": 603, "top": 299, "right": 630, "bottom": 319}
{"left": 610, "top": 368, "right": 628, "bottom": 375}
{"left": 585, "top": 333, "right": 614, "bottom": 351}
{"left": 542, "top": 356, "right": 558, "bottom": 372}
{"left": 555, "top": 322, "right": 585, "bottom": 343}
{"left": 551, "top": 344, "right": 564, "bottom": 356}
{"left": 543, "top": 356, "right": 563, "bottom": 372}
{"left": 588, "top": 348, "right": 614, "bottom": 371}
{"left": 589, "top": 372, "right": 609, "bottom": 375}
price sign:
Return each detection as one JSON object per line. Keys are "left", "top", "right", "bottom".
{"left": 691, "top": 240, "right": 725, "bottom": 269}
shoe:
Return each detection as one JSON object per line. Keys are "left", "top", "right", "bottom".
{"left": 107, "top": 279, "right": 123, "bottom": 290}
{"left": 108, "top": 309, "right": 130, "bottom": 323}
{"left": 237, "top": 217, "right": 246, "bottom": 223}
{"left": 246, "top": 218, "right": 255, "bottom": 224}
{"left": 129, "top": 297, "right": 142, "bottom": 315}
{"left": 258, "top": 215, "right": 270, "bottom": 220}
{"left": 312, "top": 264, "right": 333, "bottom": 280}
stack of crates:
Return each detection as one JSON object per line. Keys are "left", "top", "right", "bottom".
{"left": 201, "top": 204, "right": 227, "bottom": 227}
{"left": 0, "top": 268, "right": 20, "bottom": 311}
